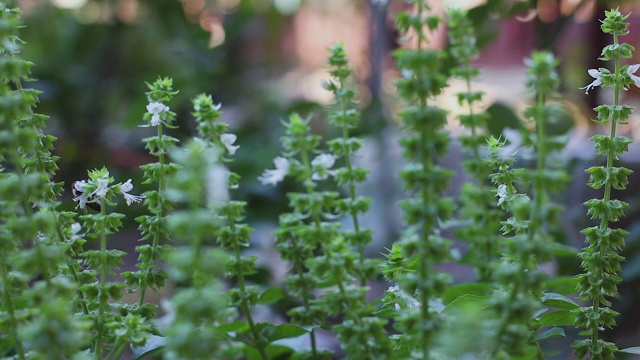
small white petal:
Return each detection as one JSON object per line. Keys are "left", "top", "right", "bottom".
{"left": 71, "top": 223, "right": 82, "bottom": 234}
{"left": 401, "top": 69, "right": 414, "bottom": 79}
{"left": 74, "top": 194, "right": 88, "bottom": 209}
{"left": 147, "top": 102, "right": 169, "bottom": 114}
{"left": 206, "top": 164, "right": 230, "bottom": 203}
{"left": 258, "top": 157, "right": 290, "bottom": 186}
{"left": 73, "top": 180, "right": 87, "bottom": 192}
{"left": 150, "top": 114, "right": 161, "bottom": 126}
{"left": 123, "top": 193, "right": 145, "bottom": 206}
{"left": 311, "top": 153, "right": 336, "bottom": 168}
{"left": 72, "top": 180, "right": 89, "bottom": 209}
{"left": 587, "top": 68, "right": 601, "bottom": 79}
{"left": 146, "top": 102, "right": 169, "bottom": 126}
{"left": 273, "top": 157, "right": 289, "bottom": 170}
{"left": 627, "top": 64, "right": 640, "bottom": 88}
{"left": 311, "top": 154, "right": 337, "bottom": 181}
{"left": 496, "top": 184, "right": 507, "bottom": 206}
{"left": 120, "top": 179, "right": 134, "bottom": 193}
{"left": 90, "top": 178, "right": 109, "bottom": 198}
{"left": 580, "top": 69, "right": 602, "bottom": 94}
{"left": 119, "top": 179, "right": 145, "bottom": 205}
{"left": 220, "top": 133, "right": 239, "bottom": 155}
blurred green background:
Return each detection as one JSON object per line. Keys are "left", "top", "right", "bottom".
{"left": 14, "top": 0, "right": 640, "bottom": 357}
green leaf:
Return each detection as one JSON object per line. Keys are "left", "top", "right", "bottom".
{"left": 441, "top": 283, "right": 494, "bottom": 305}
{"left": 533, "top": 327, "right": 566, "bottom": 341}
{"left": 266, "top": 344, "right": 295, "bottom": 358}
{"left": 537, "top": 310, "right": 576, "bottom": 327}
{"left": 619, "top": 347, "right": 640, "bottom": 354}
{"left": 542, "top": 293, "right": 579, "bottom": 310}
{"left": 263, "top": 324, "right": 309, "bottom": 342}
{"left": 216, "top": 321, "right": 250, "bottom": 333}
{"left": 373, "top": 307, "right": 396, "bottom": 318}
{"left": 245, "top": 344, "right": 294, "bottom": 360}
{"left": 550, "top": 242, "right": 579, "bottom": 257}
{"left": 442, "top": 294, "right": 489, "bottom": 314}
{"left": 485, "top": 102, "right": 523, "bottom": 138}
{"left": 258, "top": 287, "right": 285, "bottom": 305}
{"left": 508, "top": 345, "right": 539, "bottom": 360}
{"left": 131, "top": 335, "right": 165, "bottom": 360}
{"left": 543, "top": 276, "right": 578, "bottom": 295}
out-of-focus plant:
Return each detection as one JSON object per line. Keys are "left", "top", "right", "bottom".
{"left": 4, "top": 2, "right": 640, "bottom": 360}
{"left": 447, "top": 7, "right": 501, "bottom": 283}
{"left": 486, "top": 51, "right": 568, "bottom": 359}
{"left": 122, "top": 78, "right": 179, "bottom": 322}
{"left": 379, "top": 1, "right": 454, "bottom": 357}
{"left": 0, "top": 5, "right": 88, "bottom": 359}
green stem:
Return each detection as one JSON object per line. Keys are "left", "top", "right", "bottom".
{"left": 289, "top": 235, "right": 318, "bottom": 359}
{"left": 298, "top": 146, "right": 320, "bottom": 360}
{"left": 105, "top": 342, "right": 127, "bottom": 360}
{"left": 304, "top": 141, "right": 373, "bottom": 357}
{"left": 337, "top": 78, "right": 367, "bottom": 287}
{"left": 96, "top": 198, "right": 108, "bottom": 360}
{"left": 230, "top": 217, "right": 269, "bottom": 360}
{"left": 53, "top": 210, "right": 90, "bottom": 315}
{"left": 463, "top": 67, "right": 494, "bottom": 282}
{"left": 138, "top": 123, "right": 165, "bottom": 306}
{"left": 415, "top": 3, "right": 433, "bottom": 358}
{"left": 0, "top": 262, "right": 26, "bottom": 360}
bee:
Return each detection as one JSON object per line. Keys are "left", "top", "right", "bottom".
{"left": 72, "top": 181, "right": 101, "bottom": 212}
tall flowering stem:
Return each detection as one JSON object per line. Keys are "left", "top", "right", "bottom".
{"left": 0, "top": 6, "right": 91, "bottom": 359}
{"left": 488, "top": 52, "right": 566, "bottom": 358}
{"left": 269, "top": 114, "right": 330, "bottom": 359}
{"left": 164, "top": 141, "right": 234, "bottom": 360}
{"left": 447, "top": 8, "right": 501, "bottom": 282}
{"left": 74, "top": 168, "right": 131, "bottom": 359}
{"left": 573, "top": 9, "right": 635, "bottom": 359}
{"left": 191, "top": 94, "right": 270, "bottom": 359}
{"left": 324, "top": 44, "right": 376, "bottom": 287}
{"left": 323, "top": 44, "right": 391, "bottom": 358}
{"left": 125, "top": 78, "right": 179, "bottom": 314}
{"left": 389, "top": 1, "right": 453, "bottom": 356}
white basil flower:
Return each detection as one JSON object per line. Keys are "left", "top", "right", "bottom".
{"left": 386, "top": 285, "right": 421, "bottom": 311}
{"left": 220, "top": 133, "right": 239, "bottom": 155}
{"left": 258, "top": 156, "right": 289, "bottom": 186}
{"left": 627, "top": 64, "right": 640, "bottom": 88}
{"left": 120, "top": 179, "right": 145, "bottom": 205}
{"left": 206, "top": 164, "right": 230, "bottom": 203}
{"left": 580, "top": 69, "right": 603, "bottom": 94}
{"left": 496, "top": 184, "right": 508, "bottom": 206}
{"left": 90, "top": 177, "right": 110, "bottom": 198}
{"left": 70, "top": 223, "right": 84, "bottom": 240}
{"left": 146, "top": 102, "right": 169, "bottom": 126}
{"left": 72, "top": 180, "right": 90, "bottom": 209}
{"left": 311, "top": 153, "right": 337, "bottom": 181}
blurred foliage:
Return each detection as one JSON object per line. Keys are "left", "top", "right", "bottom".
{"left": 13, "top": 0, "right": 640, "bottom": 353}
{"left": 20, "top": 0, "right": 296, "bottom": 198}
